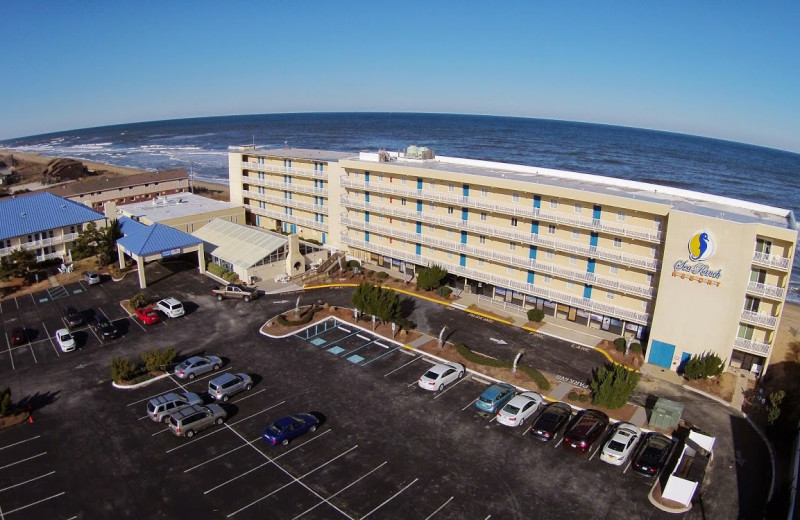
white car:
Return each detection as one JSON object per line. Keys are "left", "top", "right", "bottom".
{"left": 599, "top": 422, "right": 641, "bottom": 466}
{"left": 418, "top": 362, "right": 465, "bottom": 391}
{"left": 55, "top": 328, "right": 76, "bottom": 352}
{"left": 496, "top": 391, "right": 544, "bottom": 427}
{"left": 156, "top": 297, "right": 184, "bottom": 318}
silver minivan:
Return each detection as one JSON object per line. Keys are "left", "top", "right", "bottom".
{"left": 168, "top": 404, "right": 227, "bottom": 437}
{"left": 146, "top": 392, "right": 203, "bottom": 423}
{"left": 208, "top": 372, "right": 253, "bottom": 402}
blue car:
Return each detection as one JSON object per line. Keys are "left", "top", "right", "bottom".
{"left": 475, "top": 382, "right": 517, "bottom": 414}
{"left": 262, "top": 413, "right": 319, "bottom": 446}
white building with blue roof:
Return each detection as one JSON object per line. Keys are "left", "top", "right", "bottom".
{"left": 0, "top": 192, "right": 105, "bottom": 262}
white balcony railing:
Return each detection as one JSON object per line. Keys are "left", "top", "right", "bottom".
{"left": 733, "top": 337, "right": 771, "bottom": 356}
{"left": 17, "top": 232, "right": 78, "bottom": 251}
{"left": 245, "top": 204, "right": 328, "bottom": 232}
{"left": 339, "top": 235, "right": 651, "bottom": 325}
{"left": 241, "top": 161, "right": 328, "bottom": 180}
{"left": 244, "top": 190, "right": 328, "bottom": 215}
{"left": 242, "top": 176, "right": 327, "bottom": 196}
{"left": 740, "top": 310, "right": 778, "bottom": 329}
{"left": 746, "top": 281, "right": 785, "bottom": 300}
{"left": 752, "top": 250, "right": 791, "bottom": 271}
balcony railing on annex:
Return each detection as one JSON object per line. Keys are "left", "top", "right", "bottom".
{"left": 746, "top": 280, "right": 785, "bottom": 300}
{"left": 751, "top": 250, "right": 792, "bottom": 271}
{"left": 245, "top": 204, "right": 328, "bottom": 232}
{"left": 739, "top": 309, "right": 778, "bottom": 329}
{"left": 340, "top": 195, "right": 659, "bottom": 273}
{"left": 242, "top": 162, "right": 328, "bottom": 180}
{"left": 0, "top": 232, "right": 79, "bottom": 256}
{"left": 339, "top": 235, "right": 650, "bottom": 325}
{"left": 244, "top": 190, "right": 329, "bottom": 215}
{"left": 733, "top": 337, "right": 771, "bottom": 356}
{"left": 242, "top": 176, "right": 327, "bottom": 197}
{"left": 340, "top": 216, "right": 655, "bottom": 300}
{"left": 339, "top": 178, "right": 663, "bottom": 244}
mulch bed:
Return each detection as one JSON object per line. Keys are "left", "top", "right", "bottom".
{"left": 0, "top": 411, "right": 31, "bottom": 430}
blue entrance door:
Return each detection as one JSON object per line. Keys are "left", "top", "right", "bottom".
{"left": 648, "top": 340, "right": 675, "bottom": 368}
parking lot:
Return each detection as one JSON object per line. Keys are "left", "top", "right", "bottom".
{"left": 0, "top": 263, "right": 748, "bottom": 518}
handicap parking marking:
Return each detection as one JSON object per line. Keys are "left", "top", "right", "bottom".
{"left": 292, "top": 460, "right": 388, "bottom": 520}
{"left": 346, "top": 355, "right": 365, "bottom": 364}
{"left": 327, "top": 346, "right": 345, "bottom": 355}
{"left": 310, "top": 338, "right": 327, "bottom": 346}
{"left": 424, "top": 496, "right": 455, "bottom": 520}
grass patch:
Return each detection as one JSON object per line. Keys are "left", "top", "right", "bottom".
{"left": 454, "top": 343, "right": 550, "bottom": 391}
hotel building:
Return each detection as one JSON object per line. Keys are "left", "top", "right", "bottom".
{"left": 228, "top": 146, "right": 797, "bottom": 375}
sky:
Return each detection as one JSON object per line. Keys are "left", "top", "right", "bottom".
{"left": 1, "top": 1, "right": 799, "bottom": 152}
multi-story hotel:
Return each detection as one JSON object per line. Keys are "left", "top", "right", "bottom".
{"left": 228, "top": 145, "right": 797, "bottom": 375}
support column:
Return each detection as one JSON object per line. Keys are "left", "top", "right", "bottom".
{"left": 197, "top": 243, "right": 206, "bottom": 274}
{"left": 117, "top": 243, "right": 126, "bottom": 269}
{"left": 136, "top": 255, "right": 147, "bottom": 289}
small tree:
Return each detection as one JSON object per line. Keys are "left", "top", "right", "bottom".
{"left": 0, "top": 387, "right": 11, "bottom": 416}
{"left": 767, "top": 390, "right": 786, "bottom": 426}
{"left": 5, "top": 248, "right": 37, "bottom": 279}
{"left": 527, "top": 308, "right": 545, "bottom": 323}
{"left": 351, "top": 282, "right": 403, "bottom": 325}
{"left": 590, "top": 363, "right": 640, "bottom": 409}
{"left": 111, "top": 357, "right": 137, "bottom": 383}
{"left": 98, "top": 219, "right": 122, "bottom": 267}
{"left": 129, "top": 292, "right": 148, "bottom": 310}
{"left": 141, "top": 348, "right": 177, "bottom": 373}
{"left": 415, "top": 264, "right": 448, "bottom": 291}
{"left": 71, "top": 222, "right": 101, "bottom": 261}
{"left": 683, "top": 351, "right": 725, "bottom": 380}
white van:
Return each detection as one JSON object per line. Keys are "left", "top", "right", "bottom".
{"left": 156, "top": 297, "right": 185, "bottom": 318}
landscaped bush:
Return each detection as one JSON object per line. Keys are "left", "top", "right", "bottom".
{"left": 527, "top": 308, "right": 545, "bottom": 322}
{"left": 589, "top": 363, "right": 640, "bottom": 409}
{"left": 376, "top": 271, "right": 389, "bottom": 280}
{"left": 222, "top": 270, "right": 238, "bottom": 282}
{"left": 129, "top": 292, "right": 148, "bottom": 310}
{"left": 0, "top": 388, "right": 11, "bottom": 416}
{"left": 347, "top": 260, "right": 361, "bottom": 269}
{"left": 682, "top": 351, "right": 725, "bottom": 380}
{"left": 141, "top": 348, "right": 177, "bottom": 373}
{"left": 568, "top": 391, "right": 579, "bottom": 401}
{"left": 111, "top": 357, "right": 137, "bottom": 383}
{"left": 630, "top": 343, "right": 643, "bottom": 354}
{"left": 206, "top": 262, "right": 226, "bottom": 277}
{"left": 416, "top": 264, "right": 448, "bottom": 291}
{"left": 438, "top": 286, "right": 452, "bottom": 298}
{"left": 454, "top": 343, "right": 550, "bottom": 391}
{"left": 579, "top": 394, "right": 589, "bottom": 403}
{"left": 516, "top": 365, "right": 550, "bottom": 391}
{"left": 613, "top": 337, "right": 626, "bottom": 352}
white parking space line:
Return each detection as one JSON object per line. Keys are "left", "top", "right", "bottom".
{"left": 461, "top": 399, "right": 478, "bottom": 412}
{"left": 185, "top": 435, "right": 263, "bottom": 473}
{"left": 130, "top": 315, "right": 147, "bottom": 332}
{"left": 228, "top": 399, "right": 286, "bottom": 427}
{"left": 227, "top": 445, "right": 359, "bottom": 517}
{"left": 4, "top": 336, "right": 14, "bottom": 370}
{"left": 0, "top": 452, "right": 47, "bottom": 471}
{"left": 588, "top": 443, "right": 602, "bottom": 461}
{"left": 554, "top": 437, "right": 564, "bottom": 448}
{"left": 29, "top": 342, "right": 38, "bottom": 363}
{"left": 126, "top": 368, "right": 232, "bottom": 407}
{"left": 41, "top": 322, "right": 58, "bottom": 358}
{"left": 471, "top": 376, "right": 490, "bottom": 385}
{"left": 151, "top": 427, "right": 170, "bottom": 437}
{"left": 127, "top": 388, "right": 182, "bottom": 407}
{"left": 0, "top": 435, "right": 40, "bottom": 451}
{"left": 206, "top": 461, "right": 272, "bottom": 495}
{"left": 292, "top": 461, "right": 388, "bottom": 520}
{"left": 433, "top": 377, "right": 469, "bottom": 399}
{"left": 338, "top": 326, "right": 351, "bottom": 333}
{"left": 231, "top": 388, "right": 266, "bottom": 404}
{"left": 622, "top": 458, "right": 633, "bottom": 473}
{"left": 2, "top": 491, "right": 65, "bottom": 516}
{"left": 362, "top": 346, "right": 400, "bottom": 366}
{"left": 0, "top": 471, "right": 56, "bottom": 493}
{"left": 356, "top": 334, "right": 369, "bottom": 341}
{"left": 383, "top": 356, "right": 421, "bottom": 377}
{"left": 360, "top": 477, "right": 419, "bottom": 519}
{"left": 137, "top": 415, "right": 150, "bottom": 421}
{"left": 424, "top": 496, "right": 454, "bottom": 519}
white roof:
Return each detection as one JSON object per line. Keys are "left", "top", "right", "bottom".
{"left": 192, "top": 219, "right": 286, "bottom": 268}
{"left": 120, "top": 193, "right": 236, "bottom": 222}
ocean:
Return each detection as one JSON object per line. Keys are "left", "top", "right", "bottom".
{"left": 2, "top": 112, "right": 799, "bottom": 302}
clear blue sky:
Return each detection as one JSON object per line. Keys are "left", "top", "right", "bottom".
{"left": 1, "top": 1, "right": 799, "bottom": 152}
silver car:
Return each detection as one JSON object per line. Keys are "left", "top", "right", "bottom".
{"left": 146, "top": 392, "right": 204, "bottom": 423}
{"left": 208, "top": 372, "right": 252, "bottom": 402}
{"left": 168, "top": 404, "right": 227, "bottom": 438}
{"left": 173, "top": 355, "right": 222, "bottom": 380}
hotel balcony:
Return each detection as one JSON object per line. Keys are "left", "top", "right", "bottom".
{"left": 340, "top": 196, "right": 659, "bottom": 272}
{"left": 245, "top": 204, "right": 328, "bottom": 232}
{"left": 752, "top": 251, "right": 791, "bottom": 271}
{"left": 746, "top": 281, "right": 785, "bottom": 300}
{"left": 15, "top": 233, "right": 78, "bottom": 252}
{"left": 244, "top": 190, "right": 329, "bottom": 214}
{"left": 340, "top": 235, "right": 651, "bottom": 325}
{"left": 339, "top": 178, "right": 663, "bottom": 243}
{"left": 733, "top": 337, "right": 771, "bottom": 356}
{"left": 341, "top": 217, "right": 655, "bottom": 299}
{"left": 242, "top": 176, "right": 327, "bottom": 196}
{"left": 739, "top": 310, "right": 778, "bottom": 329}
{"left": 241, "top": 161, "right": 328, "bottom": 180}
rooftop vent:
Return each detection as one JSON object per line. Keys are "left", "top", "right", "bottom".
{"left": 20, "top": 212, "right": 26, "bottom": 218}
{"left": 405, "top": 145, "right": 435, "bottom": 160}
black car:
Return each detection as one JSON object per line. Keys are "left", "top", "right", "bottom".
{"left": 64, "top": 306, "right": 84, "bottom": 328}
{"left": 632, "top": 432, "right": 673, "bottom": 477}
{"left": 529, "top": 401, "right": 573, "bottom": 442}
{"left": 91, "top": 315, "right": 119, "bottom": 340}
{"left": 10, "top": 327, "right": 26, "bottom": 346}
{"left": 562, "top": 409, "right": 610, "bottom": 454}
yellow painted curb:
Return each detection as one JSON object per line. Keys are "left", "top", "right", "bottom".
{"left": 522, "top": 325, "right": 538, "bottom": 333}
{"left": 593, "top": 346, "right": 641, "bottom": 373}
{"left": 464, "top": 308, "right": 513, "bottom": 324}
{"left": 305, "top": 283, "right": 360, "bottom": 289}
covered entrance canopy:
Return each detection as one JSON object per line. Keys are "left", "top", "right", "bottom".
{"left": 117, "top": 217, "right": 205, "bottom": 288}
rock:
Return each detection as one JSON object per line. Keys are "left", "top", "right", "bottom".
{"left": 43, "top": 158, "right": 87, "bottom": 184}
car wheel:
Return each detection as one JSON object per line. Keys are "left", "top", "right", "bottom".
{"left": 245, "top": 384, "right": 252, "bottom": 390}
{"left": 217, "top": 294, "right": 224, "bottom": 301}
{"left": 438, "top": 384, "right": 444, "bottom": 391}
{"left": 186, "top": 430, "right": 195, "bottom": 438}
{"left": 188, "top": 373, "right": 196, "bottom": 380}
{"left": 213, "top": 364, "right": 220, "bottom": 371}
{"left": 215, "top": 417, "right": 224, "bottom": 425}
{"left": 243, "top": 295, "right": 250, "bottom": 302}
{"left": 162, "top": 416, "right": 170, "bottom": 424}
{"left": 222, "top": 394, "right": 229, "bottom": 402}
{"left": 281, "top": 438, "right": 289, "bottom": 446}
{"left": 310, "top": 425, "right": 317, "bottom": 432}
{"left": 519, "top": 418, "right": 524, "bottom": 426}
{"left": 458, "top": 370, "right": 464, "bottom": 379}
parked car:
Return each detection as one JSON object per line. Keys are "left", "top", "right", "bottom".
{"left": 632, "top": 432, "right": 673, "bottom": 477}
{"left": 496, "top": 391, "right": 544, "bottom": 427}
{"left": 562, "top": 409, "right": 609, "bottom": 454}
{"left": 156, "top": 297, "right": 185, "bottom": 318}
{"left": 529, "top": 401, "right": 573, "bottom": 442}
{"left": 173, "top": 355, "right": 222, "bottom": 380}
{"left": 211, "top": 284, "right": 260, "bottom": 302}
{"left": 55, "top": 328, "right": 75, "bottom": 352}
{"left": 64, "top": 305, "right": 84, "bottom": 327}
{"left": 475, "top": 382, "right": 517, "bottom": 414}
{"left": 168, "top": 404, "right": 227, "bottom": 438}
{"left": 208, "top": 372, "right": 252, "bottom": 401}
{"left": 9, "top": 327, "right": 26, "bottom": 346}
{"left": 418, "top": 361, "right": 465, "bottom": 391}
{"left": 262, "top": 414, "right": 319, "bottom": 446}
{"left": 91, "top": 315, "right": 119, "bottom": 340}
{"left": 147, "top": 392, "right": 204, "bottom": 423}
{"left": 83, "top": 270, "right": 101, "bottom": 285}
{"left": 600, "top": 422, "right": 642, "bottom": 466}
{"left": 135, "top": 307, "right": 160, "bottom": 325}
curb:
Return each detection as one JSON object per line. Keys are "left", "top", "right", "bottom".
{"left": 743, "top": 412, "right": 776, "bottom": 504}
{"left": 111, "top": 372, "right": 171, "bottom": 390}
{"left": 682, "top": 384, "right": 741, "bottom": 414}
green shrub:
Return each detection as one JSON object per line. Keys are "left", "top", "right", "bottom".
{"left": 568, "top": 391, "right": 579, "bottom": 401}
{"left": 630, "top": 343, "right": 642, "bottom": 354}
{"left": 347, "top": 260, "right": 361, "bottom": 269}
{"left": 613, "top": 337, "right": 626, "bottom": 352}
{"left": 206, "top": 262, "right": 226, "bottom": 277}
{"left": 589, "top": 363, "right": 640, "bottom": 409}
{"left": 129, "top": 292, "right": 148, "bottom": 310}
{"left": 527, "top": 308, "right": 545, "bottom": 322}
{"left": 517, "top": 365, "right": 550, "bottom": 391}
{"left": 0, "top": 387, "right": 11, "bottom": 416}
{"left": 376, "top": 271, "right": 389, "bottom": 280}
{"left": 111, "top": 357, "right": 137, "bottom": 383}
{"left": 453, "top": 343, "right": 550, "bottom": 391}
{"left": 579, "top": 394, "right": 589, "bottom": 403}
{"left": 222, "top": 270, "right": 239, "bottom": 282}
{"left": 682, "top": 351, "right": 726, "bottom": 380}
{"left": 141, "top": 348, "right": 177, "bottom": 373}
{"left": 438, "top": 286, "right": 452, "bottom": 298}
{"left": 416, "top": 264, "right": 448, "bottom": 291}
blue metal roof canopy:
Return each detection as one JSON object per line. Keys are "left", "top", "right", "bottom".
{"left": 117, "top": 217, "right": 201, "bottom": 256}
{"left": 0, "top": 192, "right": 104, "bottom": 241}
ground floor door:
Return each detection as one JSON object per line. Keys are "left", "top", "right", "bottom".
{"left": 648, "top": 340, "right": 676, "bottom": 368}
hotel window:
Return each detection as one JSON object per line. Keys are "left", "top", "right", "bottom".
{"left": 378, "top": 215, "right": 384, "bottom": 223}
{"left": 378, "top": 174, "right": 383, "bottom": 182}
{"left": 401, "top": 198, "right": 407, "bottom": 206}
{"left": 574, "top": 203, "right": 582, "bottom": 214}
{"left": 606, "top": 292, "right": 615, "bottom": 300}
{"left": 448, "top": 206, "right": 454, "bottom": 214}
{"left": 756, "top": 238, "right": 772, "bottom": 254}
{"left": 548, "top": 224, "right": 556, "bottom": 235}
{"left": 546, "top": 250, "right": 555, "bottom": 259}
{"left": 614, "top": 237, "right": 622, "bottom": 248}
{"left": 567, "top": 281, "right": 575, "bottom": 290}
{"left": 550, "top": 198, "right": 558, "bottom": 209}
{"left": 447, "top": 230, "right": 453, "bottom": 238}
{"left": 449, "top": 183, "right": 454, "bottom": 192}
{"left": 511, "top": 217, "right": 519, "bottom": 227}
{"left": 482, "top": 188, "right": 488, "bottom": 198}
{"left": 378, "top": 194, "right": 383, "bottom": 202}
{"left": 429, "top": 224, "right": 434, "bottom": 232}
{"left": 512, "top": 192, "right": 520, "bottom": 203}
{"left": 480, "top": 235, "right": 486, "bottom": 244}
{"left": 610, "top": 265, "right": 619, "bottom": 274}
{"left": 646, "top": 273, "right": 653, "bottom": 283}
{"left": 429, "top": 202, "right": 435, "bottom": 210}
{"left": 507, "top": 266, "right": 514, "bottom": 274}
{"left": 481, "top": 212, "right": 487, "bottom": 221}
{"left": 401, "top": 177, "right": 406, "bottom": 185}
{"left": 642, "top": 301, "right": 648, "bottom": 310}
{"left": 429, "top": 180, "right": 435, "bottom": 189}
{"left": 544, "top": 275, "right": 552, "bottom": 284}
{"left": 617, "top": 211, "right": 625, "bottom": 222}
{"left": 654, "top": 217, "right": 662, "bottom": 229}
{"left": 478, "top": 259, "right": 485, "bottom": 266}
{"left": 651, "top": 247, "right": 657, "bottom": 256}
{"left": 569, "top": 255, "right": 577, "bottom": 265}
{"left": 428, "top": 247, "right": 434, "bottom": 254}
{"left": 354, "top": 172, "right": 360, "bottom": 179}
{"left": 572, "top": 229, "right": 579, "bottom": 239}
{"left": 510, "top": 242, "right": 517, "bottom": 251}
{"left": 447, "top": 251, "right": 453, "bottom": 259}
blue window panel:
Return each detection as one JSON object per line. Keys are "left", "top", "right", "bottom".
{"left": 287, "top": 160, "right": 292, "bottom": 168}
{"left": 314, "top": 163, "right": 318, "bottom": 171}
{"left": 282, "top": 222, "right": 287, "bottom": 232}
{"left": 417, "top": 178, "right": 423, "bottom": 190}
{"left": 365, "top": 191, "right": 370, "bottom": 203}
{"left": 284, "top": 207, "right": 289, "bottom": 214}
{"left": 284, "top": 175, "right": 288, "bottom": 183}
{"left": 417, "top": 200, "right": 423, "bottom": 212}
{"left": 648, "top": 341, "right": 675, "bottom": 368}
{"left": 365, "top": 211, "right": 370, "bottom": 223}
{"left": 534, "top": 195, "right": 541, "bottom": 209}
{"left": 319, "top": 163, "right": 323, "bottom": 172}
{"left": 462, "top": 208, "right": 468, "bottom": 221}
{"left": 529, "top": 245, "right": 537, "bottom": 259}
{"left": 314, "top": 180, "right": 318, "bottom": 188}
{"left": 315, "top": 213, "right": 319, "bottom": 222}
{"left": 320, "top": 214, "right": 324, "bottom": 223}
{"left": 319, "top": 198, "right": 323, "bottom": 206}
{"left": 590, "top": 232, "right": 598, "bottom": 247}
{"left": 256, "top": 215, "right": 260, "bottom": 227}
{"left": 416, "top": 222, "right": 422, "bottom": 234}
{"left": 365, "top": 231, "right": 370, "bottom": 243}
{"left": 531, "top": 220, "right": 539, "bottom": 234}
{"left": 319, "top": 180, "right": 324, "bottom": 188}
{"left": 527, "top": 270, "right": 535, "bottom": 284}
{"left": 593, "top": 205, "right": 601, "bottom": 219}
{"left": 290, "top": 224, "right": 296, "bottom": 233}
{"left": 583, "top": 284, "right": 592, "bottom": 298}
{"left": 461, "top": 231, "right": 467, "bottom": 244}
{"left": 288, "top": 207, "right": 293, "bottom": 215}
{"left": 365, "top": 172, "right": 370, "bottom": 182}
{"left": 416, "top": 243, "right": 421, "bottom": 255}
{"left": 460, "top": 254, "right": 466, "bottom": 267}
{"left": 463, "top": 184, "right": 470, "bottom": 197}
{"left": 587, "top": 258, "right": 595, "bottom": 273}
{"left": 322, "top": 233, "right": 326, "bottom": 244}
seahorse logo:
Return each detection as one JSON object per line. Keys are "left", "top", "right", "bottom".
{"left": 688, "top": 232, "right": 713, "bottom": 261}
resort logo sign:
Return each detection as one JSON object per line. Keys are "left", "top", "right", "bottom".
{"left": 672, "top": 231, "right": 722, "bottom": 286}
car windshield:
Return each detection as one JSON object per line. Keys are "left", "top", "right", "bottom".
{"left": 147, "top": 402, "right": 156, "bottom": 412}
{"left": 176, "top": 360, "right": 190, "bottom": 370}
{"left": 267, "top": 424, "right": 282, "bottom": 434}
{"left": 503, "top": 404, "right": 520, "bottom": 414}
{"left": 422, "top": 370, "right": 438, "bottom": 380}
{"left": 607, "top": 440, "right": 626, "bottom": 452}
{"left": 60, "top": 333, "right": 72, "bottom": 341}
{"left": 478, "top": 396, "right": 493, "bottom": 404}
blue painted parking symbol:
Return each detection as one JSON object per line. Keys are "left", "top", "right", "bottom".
{"left": 347, "top": 355, "right": 364, "bottom": 364}
{"left": 327, "top": 346, "right": 345, "bottom": 355}
{"left": 310, "top": 338, "right": 327, "bottom": 346}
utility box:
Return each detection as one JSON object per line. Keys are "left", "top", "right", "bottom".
{"left": 649, "top": 397, "right": 684, "bottom": 430}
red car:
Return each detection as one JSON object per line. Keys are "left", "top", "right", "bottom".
{"left": 135, "top": 307, "right": 161, "bottom": 325}
{"left": 10, "top": 327, "right": 26, "bottom": 346}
